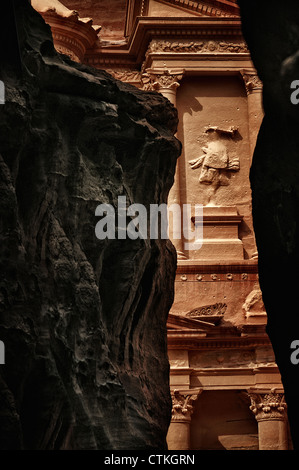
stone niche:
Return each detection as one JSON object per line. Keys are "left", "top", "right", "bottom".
{"left": 176, "top": 75, "right": 256, "bottom": 260}
{"left": 190, "top": 390, "right": 258, "bottom": 450}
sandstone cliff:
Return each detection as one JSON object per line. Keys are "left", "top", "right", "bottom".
{"left": 0, "top": 1, "right": 181, "bottom": 450}
{"left": 238, "top": 0, "right": 299, "bottom": 450}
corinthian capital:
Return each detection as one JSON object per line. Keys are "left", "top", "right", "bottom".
{"left": 240, "top": 70, "right": 263, "bottom": 95}
{"left": 248, "top": 390, "right": 287, "bottom": 422}
{"left": 171, "top": 389, "right": 202, "bottom": 422}
{"left": 142, "top": 68, "right": 184, "bottom": 92}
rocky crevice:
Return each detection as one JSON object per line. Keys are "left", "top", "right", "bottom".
{"left": 0, "top": 1, "right": 181, "bottom": 450}
{"left": 238, "top": 0, "right": 299, "bottom": 450}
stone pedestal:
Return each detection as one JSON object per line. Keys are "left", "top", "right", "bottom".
{"left": 191, "top": 206, "right": 244, "bottom": 260}
{"left": 248, "top": 390, "right": 288, "bottom": 450}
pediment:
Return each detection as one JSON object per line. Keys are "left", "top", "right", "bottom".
{"left": 149, "top": 0, "right": 239, "bottom": 18}
{"left": 167, "top": 312, "right": 215, "bottom": 330}
{"left": 167, "top": 302, "right": 227, "bottom": 331}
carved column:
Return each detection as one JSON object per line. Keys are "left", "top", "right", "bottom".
{"left": 241, "top": 70, "right": 264, "bottom": 158}
{"left": 241, "top": 70, "right": 263, "bottom": 259}
{"left": 167, "top": 389, "right": 202, "bottom": 450}
{"left": 248, "top": 390, "right": 288, "bottom": 450}
{"left": 142, "top": 68, "right": 184, "bottom": 106}
{"left": 142, "top": 69, "right": 186, "bottom": 259}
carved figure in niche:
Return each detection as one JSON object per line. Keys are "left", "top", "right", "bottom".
{"left": 189, "top": 141, "right": 240, "bottom": 187}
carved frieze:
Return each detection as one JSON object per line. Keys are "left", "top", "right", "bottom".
{"left": 106, "top": 69, "right": 143, "bottom": 85}
{"left": 187, "top": 303, "right": 227, "bottom": 317}
{"left": 147, "top": 39, "right": 249, "bottom": 55}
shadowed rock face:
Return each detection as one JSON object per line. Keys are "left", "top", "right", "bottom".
{"left": 238, "top": 0, "right": 299, "bottom": 450}
{"left": 0, "top": 1, "right": 181, "bottom": 450}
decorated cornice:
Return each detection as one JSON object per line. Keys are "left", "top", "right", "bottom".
{"left": 176, "top": 259, "right": 259, "bottom": 275}
{"left": 142, "top": 37, "right": 249, "bottom": 73}
{"left": 167, "top": 325, "right": 272, "bottom": 350}
{"left": 154, "top": 0, "right": 240, "bottom": 17}
{"left": 175, "top": 272, "right": 258, "bottom": 282}
{"left": 125, "top": 0, "right": 239, "bottom": 40}
{"left": 147, "top": 38, "right": 248, "bottom": 55}
{"left": 84, "top": 17, "right": 246, "bottom": 69}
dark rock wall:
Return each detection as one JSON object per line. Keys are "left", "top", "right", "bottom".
{"left": 238, "top": 0, "right": 299, "bottom": 449}
{"left": 0, "top": 1, "right": 181, "bottom": 450}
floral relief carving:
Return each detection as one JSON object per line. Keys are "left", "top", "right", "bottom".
{"left": 106, "top": 69, "right": 142, "bottom": 85}
{"left": 186, "top": 302, "right": 227, "bottom": 318}
{"left": 171, "top": 390, "right": 201, "bottom": 422}
{"left": 147, "top": 39, "right": 249, "bottom": 55}
{"left": 241, "top": 71, "right": 263, "bottom": 94}
{"left": 248, "top": 391, "right": 287, "bottom": 422}
{"left": 142, "top": 69, "right": 184, "bottom": 91}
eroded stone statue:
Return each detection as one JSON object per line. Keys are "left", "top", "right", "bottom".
{"left": 189, "top": 141, "right": 240, "bottom": 187}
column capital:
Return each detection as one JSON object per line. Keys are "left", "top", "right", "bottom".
{"left": 142, "top": 68, "right": 185, "bottom": 92}
{"left": 248, "top": 389, "right": 287, "bottom": 422}
{"left": 240, "top": 70, "right": 263, "bottom": 95}
{"left": 171, "top": 389, "right": 202, "bottom": 423}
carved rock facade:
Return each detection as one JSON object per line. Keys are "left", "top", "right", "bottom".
{"left": 26, "top": 0, "right": 293, "bottom": 450}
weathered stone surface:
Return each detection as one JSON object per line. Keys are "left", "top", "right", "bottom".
{"left": 0, "top": 1, "right": 180, "bottom": 450}
{"left": 238, "top": 0, "right": 299, "bottom": 450}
